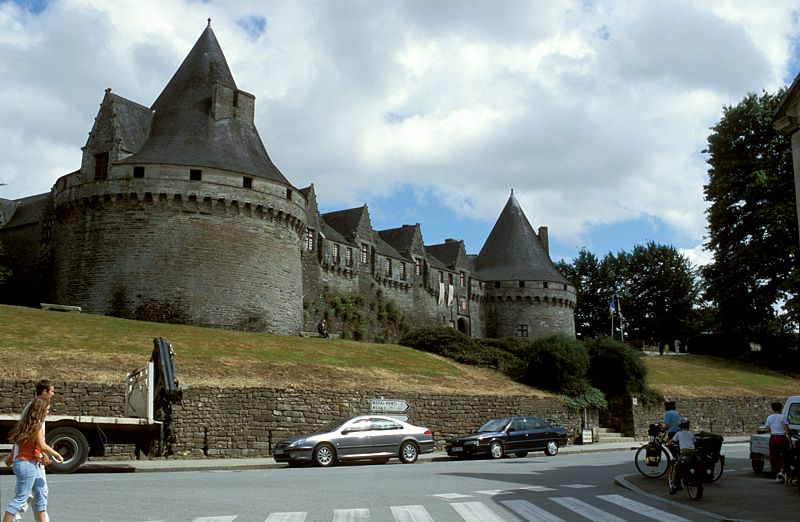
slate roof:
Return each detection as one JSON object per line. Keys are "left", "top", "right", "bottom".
{"left": 124, "top": 23, "right": 290, "bottom": 185}
{"left": 320, "top": 221, "right": 349, "bottom": 244}
{"left": 473, "top": 193, "right": 568, "bottom": 283}
{"left": 0, "top": 193, "right": 50, "bottom": 229}
{"left": 425, "top": 240, "right": 463, "bottom": 269}
{"left": 377, "top": 225, "right": 418, "bottom": 255}
{"left": 107, "top": 92, "right": 153, "bottom": 154}
{"left": 373, "top": 233, "right": 406, "bottom": 260}
{"left": 321, "top": 207, "right": 366, "bottom": 240}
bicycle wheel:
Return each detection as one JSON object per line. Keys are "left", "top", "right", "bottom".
{"left": 635, "top": 443, "right": 670, "bottom": 478}
{"left": 686, "top": 480, "right": 703, "bottom": 500}
{"left": 711, "top": 454, "right": 725, "bottom": 482}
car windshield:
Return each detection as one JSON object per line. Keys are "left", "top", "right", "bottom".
{"left": 313, "top": 418, "right": 349, "bottom": 434}
{"left": 478, "top": 417, "right": 511, "bottom": 433}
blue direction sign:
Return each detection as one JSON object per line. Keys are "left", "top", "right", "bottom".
{"left": 370, "top": 399, "right": 410, "bottom": 413}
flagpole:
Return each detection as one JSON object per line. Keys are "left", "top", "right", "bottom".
{"left": 610, "top": 296, "right": 614, "bottom": 339}
{"left": 618, "top": 297, "right": 624, "bottom": 341}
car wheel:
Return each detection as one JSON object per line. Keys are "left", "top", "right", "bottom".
{"left": 544, "top": 441, "right": 559, "bottom": 456}
{"left": 751, "top": 459, "right": 765, "bottom": 473}
{"left": 514, "top": 451, "right": 528, "bottom": 458}
{"left": 313, "top": 443, "right": 336, "bottom": 467}
{"left": 489, "top": 441, "right": 504, "bottom": 459}
{"left": 399, "top": 441, "right": 419, "bottom": 464}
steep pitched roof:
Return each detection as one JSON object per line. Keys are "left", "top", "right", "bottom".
{"left": 378, "top": 224, "right": 423, "bottom": 256}
{"left": 0, "top": 193, "right": 50, "bottom": 228}
{"left": 473, "top": 193, "right": 567, "bottom": 283}
{"left": 425, "top": 239, "right": 467, "bottom": 270}
{"left": 108, "top": 92, "right": 153, "bottom": 154}
{"left": 125, "top": 22, "right": 290, "bottom": 184}
{"left": 373, "top": 232, "right": 406, "bottom": 260}
{"left": 321, "top": 206, "right": 370, "bottom": 241}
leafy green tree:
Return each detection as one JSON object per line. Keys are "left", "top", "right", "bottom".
{"left": 608, "top": 242, "right": 699, "bottom": 346}
{"left": 557, "top": 248, "right": 615, "bottom": 339}
{"left": 523, "top": 334, "right": 590, "bottom": 396}
{"left": 703, "top": 90, "right": 799, "bottom": 341}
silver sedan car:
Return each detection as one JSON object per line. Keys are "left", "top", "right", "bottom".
{"left": 273, "top": 415, "right": 435, "bottom": 467}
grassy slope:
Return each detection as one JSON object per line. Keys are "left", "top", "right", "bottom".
{"left": 1, "top": 304, "right": 797, "bottom": 396}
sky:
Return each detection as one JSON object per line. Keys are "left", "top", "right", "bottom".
{"left": 1, "top": 0, "right": 799, "bottom": 267}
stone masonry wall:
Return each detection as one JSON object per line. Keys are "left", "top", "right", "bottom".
{"left": 1, "top": 378, "right": 777, "bottom": 461}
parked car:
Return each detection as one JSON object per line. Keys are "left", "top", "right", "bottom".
{"left": 273, "top": 415, "right": 435, "bottom": 467}
{"left": 445, "top": 415, "right": 567, "bottom": 459}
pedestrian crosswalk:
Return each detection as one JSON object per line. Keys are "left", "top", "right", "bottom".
{"left": 142, "top": 492, "right": 692, "bottom": 521}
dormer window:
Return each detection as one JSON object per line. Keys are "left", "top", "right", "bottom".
{"left": 243, "top": 176, "right": 252, "bottom": 189}
{"left": 286, "top": 188, "right": 292, "bottom": 200}
{"left": 190, "top": 169, "right": 202, "bottom": 181}
{"left": 133, "top": 166, "right": 145, "bottom": 178}
{"left": 94, "top": 152, "right": 109, "bottom": 180}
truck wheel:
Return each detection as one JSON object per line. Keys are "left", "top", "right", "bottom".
{"left": 46, "top": 427, "right": 89, "bottom": 474}
{"left": 751, "top": 459, "right": 765, "bottom": 474}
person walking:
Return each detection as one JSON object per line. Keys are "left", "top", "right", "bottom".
{"left": 3, "top": 397, "right": 63, "bottom": 522}
{"left": 3, "top": 380, "right": 56, "bottom": 521}
{"left": 765, "top": 401, "right": 791, "bottom": 483}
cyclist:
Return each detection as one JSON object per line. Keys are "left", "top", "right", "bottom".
{"left": 663, "top": 398, "right": 681, "bottom": 456}
{"left": 668, "top": 418, "right": 696, "bottom": 495}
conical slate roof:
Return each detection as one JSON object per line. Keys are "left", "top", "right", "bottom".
{"left": 125, "top": 22, "right": 290, "bottom": 184}
{"left": 474, "top": 193, "right": 568, "bottom": 283}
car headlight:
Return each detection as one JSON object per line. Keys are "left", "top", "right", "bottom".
{"left": 287, "top": 438, "right": 305, "bottom": 448}
{"left": 464, "top": 440, "right": 479, "bottom": 446}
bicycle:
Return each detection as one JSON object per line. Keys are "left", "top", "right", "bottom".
{"left": 634, "top": 423, "right": 671, "bottom": 478}
{"left": 695, "top": 431, "right": 725, "bottom": 483}
{"left": 668, "top": 451, "right": 706, "bottom": 500}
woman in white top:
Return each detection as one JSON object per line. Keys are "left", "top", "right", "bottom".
{"left": 765, "top": 401, "right": 791, "bottom": 482}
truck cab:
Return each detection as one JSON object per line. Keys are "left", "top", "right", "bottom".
{"left": 750, "top": 395, "right": 800, "bottom": 473}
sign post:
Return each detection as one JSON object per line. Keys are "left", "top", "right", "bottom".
{"left": 370, "top": 398, "right": 410, "bottom": 421}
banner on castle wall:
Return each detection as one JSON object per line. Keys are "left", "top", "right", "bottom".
{"left": 438, "top": 283, "right": 445, "bottom": 305}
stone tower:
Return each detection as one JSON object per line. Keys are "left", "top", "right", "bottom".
{"left": 474, "top": 192, "right": 576, "bottom": 338}
{"left": 46, "top": 22, "right": 306, "bottom": 334}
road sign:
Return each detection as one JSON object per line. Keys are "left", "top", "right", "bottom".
{"left": 370, "top": 399, "right": 410, "bottom": 413}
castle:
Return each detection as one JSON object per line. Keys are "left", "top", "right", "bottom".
{"left": 0, "top": 23, "right": 575, "bottom": 340}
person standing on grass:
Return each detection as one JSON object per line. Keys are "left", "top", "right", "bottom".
{"left": 765, "top": 401, "right": 791, "bottom": 483}
{"left": 3, "top": 397, "right": 63, "bottom": 522}
{"left": 3, "top": 380, "right": 56, "bottom": 522}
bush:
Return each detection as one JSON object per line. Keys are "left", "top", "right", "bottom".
{"left": 476, "top": 337, "right": 531, "bottom": 357}
{"left": 400, "top": 327, "right": 527, "bottom": 379}
{"left": 585, "top": 336, "right": 648, "bottom": 396}
{"left": 523, "top": 334, "right": 590, "bottom": 396}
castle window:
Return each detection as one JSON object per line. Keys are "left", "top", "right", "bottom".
{"left": 346, "top": 247, "right": 353, "bottom": 267}
{"left": 306, "top": 229, "right": 314, "bottom": 252}
{"left": 516, "top": 324, "right": 529, "bottom": 338}
{"left": 495, "top": 282, "right": 501, "bottom": 288}
{"left": 519, "top": 281, "right": 525, "bottom": 288}
{"left": 333, "top": 243, "right": 340, "bottom": 262}
{"left": 360, "top": 244, "right": 369, "bottom": 264}
{"left": 190, "top": 169, "right": 202, "bottom": 181}
{"left": 400, "top": 262, "right": 406, "bottom": 281}
{"left": 385, "top": 258, "right": 392, "bottom": 277}
{"left": 133, "top": 166, "right": 145, "bottom": 178}
{"left": 564, "top": 284, "right": 568, "bottom": 290}
{"left": 286, "top": 188, "right": 292, "bottom": 200}
{"left": 243, "top": 176, "right": 252, "bottom": 189}
{"left": 543, "top": 282, "right": 549, "bottom": 289}
{"left": 438, "top": 271, "right": 444, "bottom": 284}
{"left": 414, "top": 258, "right": 422, "bottom": 276}
{"left": 448, "top": 273, "right": 453, "bottom": 285}
{"left": 459, "top": 298, "right": 467, "bottom": 312}
{"left": 94, "top": 152, "right": 109, "bottom": 180}
{"left": 460, "top": 271, "right": 466, "bottom": 287}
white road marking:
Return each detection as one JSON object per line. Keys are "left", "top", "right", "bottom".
{"left": 550, "top": 496, "right": 626, "bottom": 521}
{"left": 266, "top": 512, "right": 307, "bottom": 522}
{"left": 500, "top": 499, "right": 565, "bottom": 522}
{"left": 431, "top": 493, "right": 473, "bottom": 499}
{"left": 390, "top": 505, "right": 434, "bottom": 522}
{"left": 450, "top": 501, "right": 506, "bottom": 522}
{"left": 598, "top": 494, "right": 690, "bottom": 521}
{"left": 332, "top": 508, "right": 370, "bottom": 521}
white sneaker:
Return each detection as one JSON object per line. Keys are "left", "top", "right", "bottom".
{"left": 777, "top": 472, "right": 786, "bottom": 483}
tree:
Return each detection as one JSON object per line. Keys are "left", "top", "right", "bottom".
{"left": 557, "top": 249, "right": 615, "bottom": 339}
{"left": 703, "top": 90, "right": 799, "bottom": 341}
{"left": 609, "top": 242, "right": 699, "bottom": 347}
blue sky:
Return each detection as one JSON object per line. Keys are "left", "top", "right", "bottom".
{"left": 1, "top": 0, "right": 799, "bottom": 266}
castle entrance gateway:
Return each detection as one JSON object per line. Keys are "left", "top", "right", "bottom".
{"left": 457, "top": 317, "right": 468, "bottom": 333}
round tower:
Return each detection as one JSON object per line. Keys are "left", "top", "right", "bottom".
{"left": 48, "top": 23, "right": 306, "bottom": 334}
{"left": 474, "top": 192, "right": 576, "bottom": 338}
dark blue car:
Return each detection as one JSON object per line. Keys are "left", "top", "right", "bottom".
{"left": 445, "top": 415, "right": 567, "bottom": 459}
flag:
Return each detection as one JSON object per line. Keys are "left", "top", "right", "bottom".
{"left": 608, "top": 295, "right": 617, "bottom": 319}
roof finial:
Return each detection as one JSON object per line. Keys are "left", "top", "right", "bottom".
{"left": 510, "top": 188, "right": 514, "bottom": 196}
{"left": 207, "top": 18, "right": 212, "bottom": 27}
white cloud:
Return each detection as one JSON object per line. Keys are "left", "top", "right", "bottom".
{"left": 0, "top": 0, "right": 798, "bottom": 259}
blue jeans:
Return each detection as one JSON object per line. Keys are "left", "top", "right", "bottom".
{"left": 6, "top": 459, "right": 47, "bottom": 515}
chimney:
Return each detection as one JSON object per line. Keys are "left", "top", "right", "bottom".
{"left": 538, "top": 226, "right": 549, "bottom": 255}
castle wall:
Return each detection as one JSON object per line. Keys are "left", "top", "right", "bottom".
{"left": 48, "top": 167, "right": 306, "bottom": 334}
{"left": 484, "top": 281, "right": 576, "bottom": 338}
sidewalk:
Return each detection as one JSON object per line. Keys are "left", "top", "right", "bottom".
{"left": 44, "top": 436, "right": 748, "bottom": 474}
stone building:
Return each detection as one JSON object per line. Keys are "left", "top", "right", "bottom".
{"left": 0, "top": 23, "right": 575, "bottom": 340}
